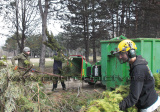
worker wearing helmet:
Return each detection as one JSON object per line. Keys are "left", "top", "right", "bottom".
{"left": 11, "top": 47, "right": 32, "bottom": 68}
{"left": 115, "top": 39, "right": 160, "bottom": 112}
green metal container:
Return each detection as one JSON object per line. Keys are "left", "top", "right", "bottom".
{"left": 100, "top": 37, "right": 160, "bottom": 89}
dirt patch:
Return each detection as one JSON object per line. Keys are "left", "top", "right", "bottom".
{"left": 44, "top": 67, "right": 53, "bottom": 73}
{"left": 44, "top": 79, "right": 105, "bottom": 92}
{"left": 43, "top": 79, "right": 105, "bottom": 103}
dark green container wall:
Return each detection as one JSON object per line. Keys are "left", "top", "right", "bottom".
{"left": 133, "top": 38, "right": 160, "bottom": 73}
{"left": 101, "top": 40, "right": 130, "bottom": 89}
{"left": 100, "top": 38, "right": 160, "bottom": 90}
{"left": 154, "top": 40, "right": 160, "bottom": 73}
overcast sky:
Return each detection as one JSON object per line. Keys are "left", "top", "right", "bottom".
{"left": 0, "top": 17, "right": 9, "bottom": 47}
{"left": 0, "top": 18, "right": 64, "bottom": 47}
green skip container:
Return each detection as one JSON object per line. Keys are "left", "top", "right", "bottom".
{"left": 100, "top": 36, "right": 160, "bottom": 90}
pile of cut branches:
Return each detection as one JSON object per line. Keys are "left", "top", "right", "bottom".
{"left": 0, "top": 64, "right": 54, "bottom": 112}
{"left": 80, "top": 85, "right": 137, "bottom": 112}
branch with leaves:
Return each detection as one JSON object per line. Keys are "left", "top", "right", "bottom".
{"left": 44, "top": 29, "right": 64, "bottom": 52}
{"left": 43, "top": 29, "right": 65, "bottom": 62}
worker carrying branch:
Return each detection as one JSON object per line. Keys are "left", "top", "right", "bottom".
{"left": 114, "top": 39, "right": 160, "bottom": 112}
{"left": 52, "top": 50, "right": 66, "bottom": 91}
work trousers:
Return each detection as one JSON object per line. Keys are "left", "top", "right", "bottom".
{"left": 52, "top": 70, "right": 66, "bottom": 89}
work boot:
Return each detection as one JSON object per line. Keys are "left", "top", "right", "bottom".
{"left": 52, "top": 88, "right": 57, "bottom": 92}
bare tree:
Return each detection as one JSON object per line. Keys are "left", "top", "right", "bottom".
{"left": 38, "top": 0, "right": 49, "bottom": 71}
{"left": 1, "top": 0, "right": 40, "bottom": 53}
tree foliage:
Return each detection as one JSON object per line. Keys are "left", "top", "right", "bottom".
{"left": 58, "top": 0, "right": 160, "bottom": 62}
{"left": 0, "top": 64, "right": 56, "bottom": 111}
{"left": 2, "top": 33, "right": 17, "bottom": 53}
{"left": 44, "top": 30, "right": 62, "bottom": 52}
{"left": 25, "top": 34, "right": 42, "bottom": 58}
{"left": 1, "top": 0, "right": 160, "bottom": 64}
{"left": 154, "top": 73, "right": 160, "bottom": 90}
{"left": 81, "top": 85, "right": 137, "bottom": 112}
{"left": 1, "top": 0, "right": 40, "bottom": 53}
{"left": 44, "top": 29, "right": 65, "bottom": 61}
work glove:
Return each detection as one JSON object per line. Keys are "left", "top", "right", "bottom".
{"left": 14, "top": 66, "right": 18, "bottom": 70}
{"left": 119, "top": 102, "right": 126, "bottom": 111}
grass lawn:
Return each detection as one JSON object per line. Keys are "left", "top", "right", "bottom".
{"left": 31, "top": 58, "right": 53, "bottom": 67}
{"left": 6, "top": 56, "right": 101, "bottom": 73}
{"left": 31, "top": 56, "right": 101, "bottom": 68}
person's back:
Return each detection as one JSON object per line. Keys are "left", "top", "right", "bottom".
{"left": 53, "top": 59, "right": 62, "bottom": 73}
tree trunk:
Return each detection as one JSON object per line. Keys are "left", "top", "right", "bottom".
{"left": 84, "top": 4, "right": 89, "bottom": 62}
{"left": 119, "top": 1, "right": 125, "bottom": 35}
{"left": 39, "top": 22, "right": 47, "bottom": 71}
{"left": 15, "top": 0, "right": 21, "bottom": 53}
{"left": 111, "top": 7, "right": 114, "bottom": 38}
{"left": 116, "top": 10, "right": 119, "bottom": 37}
{"left": 126, "top": 5, "right": 131, "bottom": 37}
{"left": 92, "top": 0, "right": 96, "bottom": 63}
{"left": 38, "top": 0, "right": 49, "bottom": 72}
{"left": 92, "top": 34, "right": 96, "bottom": 63}
{"left": 20, "top": 0, "right": 26, "bottom": 53}
{"left": 84, "top": 17, "right": 89, "bottom": 62}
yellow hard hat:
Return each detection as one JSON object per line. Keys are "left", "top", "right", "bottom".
{"left": 117, "top": 39, "right": 137, "bottom": 52}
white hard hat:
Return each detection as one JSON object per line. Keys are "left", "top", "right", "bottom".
{"left": 23, "top": 47, "right": 30, "bottom": 52}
